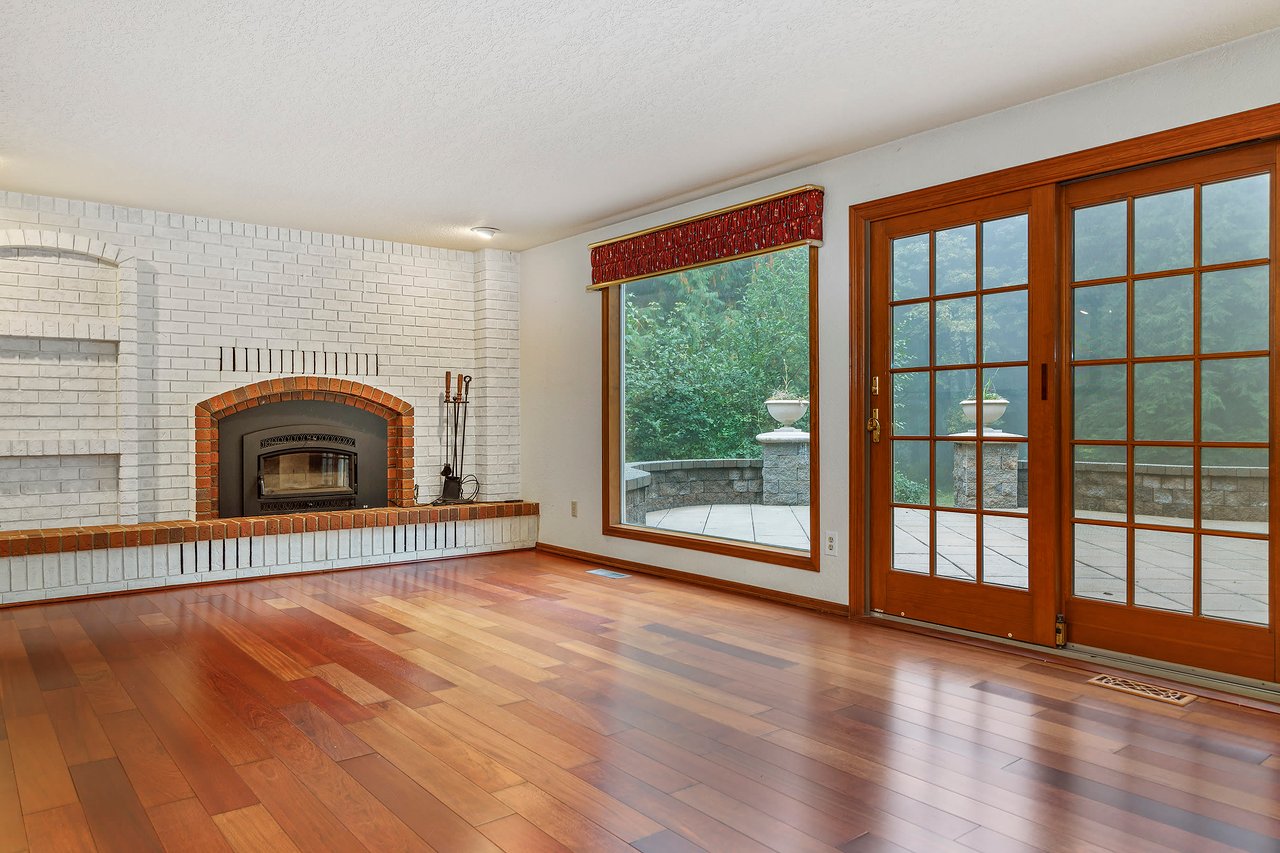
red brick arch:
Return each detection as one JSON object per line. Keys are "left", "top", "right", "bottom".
{"left": 195, "top": 378, "right": 414, "bottom": 519}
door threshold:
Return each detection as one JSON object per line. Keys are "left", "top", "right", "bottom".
{"left": 864, "top": 612, "right": 1280, "bottom": 711}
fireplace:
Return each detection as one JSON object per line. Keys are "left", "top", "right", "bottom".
{"left": 207, "top": 392, "right": 402, "bottom": 518}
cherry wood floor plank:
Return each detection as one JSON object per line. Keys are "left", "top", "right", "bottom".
{"left": 18, "top": 627, "right": 79, "bottom": 692}
{"left": 236, "top": 758, "right": 368, "bottom": 853}
{"left": 144, "top": 650, "right": 273, "bottom": 766}
{"left": 109, "top": 656, "right": 258, "bottom": 815}
{"left": 493, "top": 782, "right": 636, "bottom": 853}
{"left": 6, "top": 714, "right": 77, "bottom": 814}
{"left": 342, "top": 752, "right": 503, "bottom": 852}
{"left": 213, "top": 804, "right": 303, "bottom": 853}
{"left": 148, "top": 797, "right": 235, "bottom": 853}
{"left": 347, "top": 713, "right": 514, "bottom": 824}
{"left": 250, "top": 717, "right": 429, "bottom": 851}
{"left": 476, "top": 813, "right": 574, "bottom": 853}
{"left": 42, "top": 686, "right": 114, "bottom": 766}
{"left": 70, "top": 758, "right": 165, "bottom": 853}
{"left": 97, "top": 708, "right": 194, "bottom": 808}
{"left": 0, "top": 741, "right": 28, "bottom": 853}
{"left": 280, "top": 701, "right": 375, "bottom": 762}
{"left": 22, "top": 803, "right": 93, "bottom": 853}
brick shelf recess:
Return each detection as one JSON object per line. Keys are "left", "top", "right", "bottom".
{"left": 0, "top": 501, "right": 538, "bottom": 558}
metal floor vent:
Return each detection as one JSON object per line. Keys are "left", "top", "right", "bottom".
{"left": 1087, "top": 674, "right": 1196, "bottom": 706}
{"left": 586, "top": 568, "right": 630, "bottom": 579}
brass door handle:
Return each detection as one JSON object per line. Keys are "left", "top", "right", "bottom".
{"left": 866, "top": 408, "right": 881, "bottom": 443}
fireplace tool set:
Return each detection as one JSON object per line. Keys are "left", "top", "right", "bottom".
{"left": 433, "top": 371, "right": 479, "bottom": 504}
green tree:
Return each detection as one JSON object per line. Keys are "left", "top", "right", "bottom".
{"left": 622, "top": 247, "right": 809, "bottom": 462}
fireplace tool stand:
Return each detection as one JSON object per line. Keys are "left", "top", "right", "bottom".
{"left": 433, "top": 371, "right": 479, "bottom": 505}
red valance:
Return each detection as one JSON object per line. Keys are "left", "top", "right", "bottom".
{"left": 588, "top": 185, "right": 823, "bottom": 289}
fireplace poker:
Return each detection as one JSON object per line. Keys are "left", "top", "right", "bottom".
{"left": 459, "top": 375, "right": 472, "bottom": 477}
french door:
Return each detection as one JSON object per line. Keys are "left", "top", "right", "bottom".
{"left": 868, "top": 189, "right": 1059, "bottom": 645}
{"left": 867, "top": 144, "right": 1278, "bottom": 682}
{"left": 1062, "top": 146, "right": 1277, "bottom": 680}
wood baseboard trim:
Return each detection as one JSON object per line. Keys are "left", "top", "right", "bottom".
{"left": 0, "top": 546, "right": 537, "bottom": 610}
{"left": 535, "top": 542, "right": 848, "bottom": 617}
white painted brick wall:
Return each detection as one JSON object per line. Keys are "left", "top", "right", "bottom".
{"left": 0, "top": 454, "right": 119, "bottom": 528}
{"left": 0, "top": 191, "right": 521, "bottom": 527}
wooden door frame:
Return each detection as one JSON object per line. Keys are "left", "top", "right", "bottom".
{"left": 850, "top": 103, "right": 1280, "bottom": 665}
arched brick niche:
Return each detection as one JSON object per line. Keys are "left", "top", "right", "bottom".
{"left": 195, "top": 378, "right": 414, "bottom": 519}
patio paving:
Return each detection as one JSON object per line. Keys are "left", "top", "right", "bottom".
{"left": 645, "top": 503, "right": 1268, "bottom": 626}
{"left": 893, "top": 507, "right": 1269, "bottom": 626}
{"left": 645, "top": 504, "right": 809, "bottom": 551}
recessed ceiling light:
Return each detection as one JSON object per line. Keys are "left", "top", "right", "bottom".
{"left": 471, "top": 226, "right": 500, "bottom": 239}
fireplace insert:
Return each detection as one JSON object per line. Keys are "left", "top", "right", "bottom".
{"left": 217, "top": 400, "right": 388, "bottom": 517}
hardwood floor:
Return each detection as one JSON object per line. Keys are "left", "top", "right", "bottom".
{"left": 1, "top": 550, "right": 1278, "bottom": 852}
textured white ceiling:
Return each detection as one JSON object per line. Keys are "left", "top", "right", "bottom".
{"left": 2, "top": 1, "right": 1278, "bottom": 250}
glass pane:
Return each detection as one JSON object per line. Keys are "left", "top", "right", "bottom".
{"left": 1201, "top": 447, "right": 1269, "bottom": 534}
{"left": 1133, "top": 361, "right": 1193, "bottom": 441}
{"left": 984, "top": 515, "right": 1029, "bottom": 589}
{"left": 1073, "top": 523, "right": 1128, "bottom": 602}
{"left": 1133, "top": 275, "right": 1193, "bottom": 357}
{"left": 1134, "top": 446, "right": 1193, "bottom": 528}
{"left": 982, "top": 214, "right": 1028, "bottom": 289}
{"left": 1202, "top": 174, "right": 1270, "bottom": 266}
{"left": 1201, "top": 536, "right": 1269, "bottom": 625}
{"left": 891, "top": 372, "right": 930, "bottom": 436}
{"left": 1073, "top": 283, "right": 1126, "bottom": 360}
{"left": 1201, "top": 357, "right": 1269, "bottom": 442}
{"left": 892, "top": 233, "right": 930, "bottom": 301}
{"left": 1074, "top": 445, "right": 1126, "bottom": 522}
{"left": 982, "top": 289, "right": 1027, "bottom": 363}
{"left": 1073, "top": 364, "right": 1127, "bottom": 440}
{"left": 935, "top": 440, "right": 961, "bottom": 508}
{"left": 935, "top": 369, "right": 977, "bottom": 436}
{"left": 893, "top": 440, "right": 930, "bottom": 505}
{"left": 935, "top": 297, "right": 976, "bottom": 365}
{"left": 619, "top": 247, "right": 810, "bottom": 554}
{"left": 893, "top": 303, "right": 929, "bottom": 368}
{"left": 981, "top": 441, "right": 1027, "bottom": 513}
{"left": 1134, "top": 187, "right": 1193, "bottom": 274}
{"left": 893, "top": 507, "right": 930, "bottom": 574}
{"left": 1074, "top": 201, "right": 1127, "bottom": 281}
{"left": 949, "top": 440, "right": 979, "bottom": 508}
{"left": 935, "top": 511, "right": 977, "bottom": 581}
{"left": 259, "top": 451, "right": 353, "bottom": 496}
{"left": 1133, "top": 530, "right": 1193, "bottom": 614}
{"left": 936, "top": 225, "right": 977, "bottom": 295}
{"left": 1202, "top": 266, "right": 1269, "bottom": 354}
{"left": 981, "top": 367, "right": 1027, "bottom": 437}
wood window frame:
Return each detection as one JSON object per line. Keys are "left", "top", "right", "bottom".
{"left": 601, "top": 245, "right": 821, "bottom": 571}
{"left": 850, "top": 102, "right": 1280, "bottom": 617}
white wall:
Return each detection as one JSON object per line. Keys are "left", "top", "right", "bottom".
{"left": 0, "top": 196, "right": 522, "bottom": 529}
{"left": 519, "top": 29, "right": 1280, "bottom": 606}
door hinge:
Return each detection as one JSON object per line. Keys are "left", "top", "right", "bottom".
{"left": 1054, "top": 613, "right": 1066, "bottom": 648}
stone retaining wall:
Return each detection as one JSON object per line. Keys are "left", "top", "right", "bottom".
{"left": 624, "top": 459, "right": 763, "bottom": 523}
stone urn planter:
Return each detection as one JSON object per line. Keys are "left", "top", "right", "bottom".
{"left": 765, "top": 398, "right": 809, "bottom": 430}
{"left": 960, "top": 396, "right": 1008, "bottom": 428}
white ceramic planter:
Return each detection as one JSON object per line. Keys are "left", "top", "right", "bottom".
{"left": 765, "top": 398, "right": 809, "bottom": 429}
{"left": 960, "top": 397, "right": 1008, "bottom": 427}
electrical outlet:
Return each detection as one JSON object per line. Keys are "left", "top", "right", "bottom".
{"left": 823, "top": 530, "right": 838, "bottom": 556}
{"left": 570, "top": 500, "right": 578, "bottom": 518}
